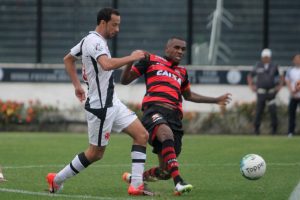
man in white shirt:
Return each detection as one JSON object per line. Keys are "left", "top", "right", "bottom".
{"left": 46, "top": 7, "right": 153, "bottom": 196}
{"left": 285, "top": 54, "right": 300, "bottom": 137}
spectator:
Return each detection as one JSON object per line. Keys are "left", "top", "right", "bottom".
{"left": 247, "top": 48, "right": 283, "bottom": 135}
{"left": 285, "top": 54, "right": 300, "bottom": 137}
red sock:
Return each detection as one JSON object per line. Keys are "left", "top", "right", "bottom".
{"left": 161, "top": 139, "right": 183, "bottom": 185}
{"left": 143, "top": 167, "right": 159, "bottom": 180}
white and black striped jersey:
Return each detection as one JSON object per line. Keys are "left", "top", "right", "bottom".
{"left": 70, "top": 31, "right": 117, "bottom": 109}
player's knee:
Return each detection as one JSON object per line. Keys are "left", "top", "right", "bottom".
{"left": 140, "top": 129, "right": 149, "bottom": 144}
{"left": 89, "top": 152, "right": 104, "bottom": 162}
{"left": 158, "top": 131, "right": 173, "bottom": 142}
{"left": 157, "top": 125, "right": 173, "bottom": 142}
{"left": 134, "top": 129, "right": 149, "bottom": 145}
{"left": 85, "top": 147, "right": 105, "bottom": 162}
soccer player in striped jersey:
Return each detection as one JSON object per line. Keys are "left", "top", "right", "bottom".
{"left": 121, "top": 37, "right": 231, "bottom": 195}
{"left": 46, "top": 8, "right": 154, "bottom": 196}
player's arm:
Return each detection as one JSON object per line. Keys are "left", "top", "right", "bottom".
{"left": 182, "top": 88, "right": 231, "bottom": 106}
{"left": 120, "top": 55, "right": 150, "bottom": 85}
{"left": 120, "top": 62, "right": 140, "bottom": 85}
{"left": 97, "top": 50, "right": 145, "bottom": 71}
{"left": 63, "top": 53, "right": 86, "bottom": 102}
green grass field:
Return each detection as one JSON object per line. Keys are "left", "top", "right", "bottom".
{"left": 0, "top": 133, "right": 299, "bottom": 200}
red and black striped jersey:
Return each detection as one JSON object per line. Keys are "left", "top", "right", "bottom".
{"left": 132, "top": 54, "right": 190, "bottom": 113}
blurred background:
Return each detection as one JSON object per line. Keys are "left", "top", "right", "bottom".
{"left": 0, "top": 0, "right": 299, "bottom": 134}
{"left": 1, "top": 0, "right": 300, "bottom": 65}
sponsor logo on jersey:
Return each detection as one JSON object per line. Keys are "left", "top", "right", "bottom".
{"left": 156, "top": 70, "right": 182, "bottom": 84}
{"left": 152, "top": 113, "right": 163, "bottom": 123}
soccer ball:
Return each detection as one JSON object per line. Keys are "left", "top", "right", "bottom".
{"left": 240, "top": 154, "right": 266, "bottom": 180}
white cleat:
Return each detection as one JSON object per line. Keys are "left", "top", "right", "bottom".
{"left": 174, "top": 181, "right": 193, "bottom": 195}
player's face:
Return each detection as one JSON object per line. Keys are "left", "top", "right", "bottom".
{"left": 261, "top": 56, "right": 271, "bottom": 64}
{"left": 293, "top": 55, "right": 300, "bottom": 67}
{"left": 104, "top": 14, "right": 120, "bottom": 39}
{"left": 165, "top": 39, "right": 186, "bottom": 64}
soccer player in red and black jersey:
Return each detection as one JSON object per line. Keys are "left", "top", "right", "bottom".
{"left": 121, "top": 37, "right": 231, "bottom": 195}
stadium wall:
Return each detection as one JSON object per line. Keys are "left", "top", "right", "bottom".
{"left": 0, "top": 82, "right": 289, "bottom": 112}
{"left": 0, "top": 64, "right": 290, "bottom": 113}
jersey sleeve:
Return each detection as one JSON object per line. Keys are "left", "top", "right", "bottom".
{"left": 70, "top": 39, "right": 84, "bottom": 59}
{"left": 85, "top": 37, "right": 109, "bottom": 60}
{"left": 131, "top": 57, "right": 150, "bottom": 76}
{"left": 181, "top": 69, "right": 191, "bottom": 92}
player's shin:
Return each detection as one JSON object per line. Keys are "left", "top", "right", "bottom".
{"left": 54, "top": 152, "right": 91, "bottom": 185}
{"left": 161, "top": 139, "right": 183, "bottom": 185}
{"left": 131, "top": 145, "right": 146, "bottom": 188}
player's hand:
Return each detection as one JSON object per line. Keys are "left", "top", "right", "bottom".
{"left": 216, "top": 93, "right": 232, "bottom": 106}
{"left": 75, "top": 86, "right": 86, "bottom": 103}
{"left": 130, "top": 50, "right": 145, "bottom": 61}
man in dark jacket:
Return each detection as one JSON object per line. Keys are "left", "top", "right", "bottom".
{"left": 247, "top": 48, "right": 283, "bottom": 135}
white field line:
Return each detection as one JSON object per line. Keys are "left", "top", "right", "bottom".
{"left": 289, "top": 181, "right": 300, "bottom": 200}
{"left": 2, "top": 162, "right": 300, "bottom": 169}
{"left": 0, "top": 188, "right": 135, "bottom": 200}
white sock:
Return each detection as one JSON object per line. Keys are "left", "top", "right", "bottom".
{"left": 131, "top": 145, "right": 146, "bottom": 188}
{"left": 54, "top": 152, "right": 90, "bottom": 185}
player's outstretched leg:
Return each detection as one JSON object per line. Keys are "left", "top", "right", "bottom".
{"left": 122, "top": 119, "right": 155, "bottom": 196}
{"left": 161, "top": 139, "right": 193, "bottom": 195}
{"left": 46, "top": 146, "right": 104, "bottom": 193}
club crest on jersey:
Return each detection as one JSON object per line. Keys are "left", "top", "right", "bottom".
{"left": 95, "top": 43, "right": 103, "bottom": 51}
{"left": 157, "top": 70, "right": 182, "bottom": 84}
{"left": 104, "top": 132, "right": 110, "bottom": 140}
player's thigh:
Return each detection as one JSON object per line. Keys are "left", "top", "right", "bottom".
{"left": 111, "top": 101, "right": 137, "bottom": 132}
{"left": 85, "top": 144, "right": 106, "bottom": 161}
{"left": 155, "top": 124, "right": 174, "bottom": 142}
{"left": 123, "top": 118, "right": 148, "bottom": 142}
{"left": 86, "top": 108, "right": 114, "bottom": 147}
{"left": 112, "top": 101, "right": 148, "bottom": 141}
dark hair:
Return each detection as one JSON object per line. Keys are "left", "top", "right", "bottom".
{"left": 167, "top": 36, "right": 185, "bottom": 43}
{"left": 166, "top": 36, "right": 186, "bottom": 47}
{"left": 97, "top": 7, "right": 120, "bottom": 25}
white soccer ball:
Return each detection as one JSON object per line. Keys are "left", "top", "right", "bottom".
{"left": 240, "top": 154, "right": 266, "bottom": 180}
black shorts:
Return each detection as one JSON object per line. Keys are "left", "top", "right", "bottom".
{"left": 141, "top": 105, "right": 183, "bottom": 156}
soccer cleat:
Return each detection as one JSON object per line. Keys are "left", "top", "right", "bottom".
{"left": 174, "top": 181, "right": 193, "bottom": 195}
{"left": 46, "top": 173, "right": 63, "bottom": 193}
{"left": 128, "top": 183, "right": 155, "bottom": 196}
